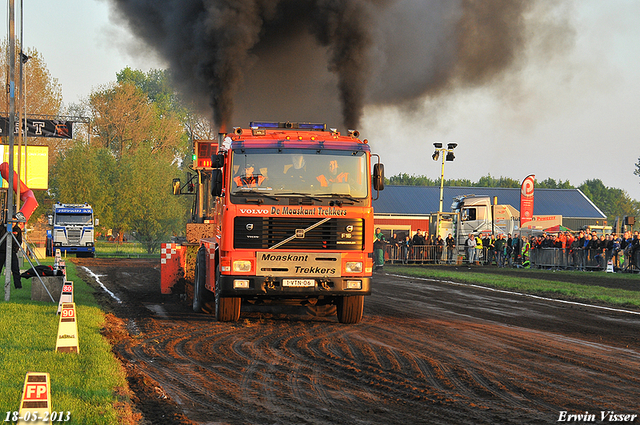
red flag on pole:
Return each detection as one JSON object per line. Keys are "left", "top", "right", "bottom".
{"left": 520, "top": 174, "right": 535, "bottom": 227}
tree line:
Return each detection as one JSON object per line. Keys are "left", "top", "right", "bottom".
{"left": 387, "top": 173, "right": 640, "bottom": 226}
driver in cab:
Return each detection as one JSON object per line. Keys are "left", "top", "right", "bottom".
{"left": 234, "top": 163, "right": 265, "bottom": 187}
{"left": 316, "top": 160, "right": 349, "bottom": 187}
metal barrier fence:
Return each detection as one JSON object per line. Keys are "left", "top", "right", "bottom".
{"left": 382, "top": 244, "right": 640, "bottom": 271}
{"left": 383, "top": 245, "right": 455, "bottom": 264}
{"left": 530, "top": 247, "right": 640, "bottom": 271}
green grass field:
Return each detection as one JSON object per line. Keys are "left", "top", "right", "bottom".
{"left": 385, "top": 265, "right": 640, "bottom": 308}
{"left": 94, "top": 241, "right": 158, "bottom": 258}
{"left": 0, "top": 261, "right": 133, "bottom": 424}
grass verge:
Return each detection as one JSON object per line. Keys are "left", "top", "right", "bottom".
{"left": 384, "top": 265, "right": 640, "bottom": 309}
{"left": 95, "top": 241, "right": 159, "bottom": 259}
{"left": 0, "top": 260, "right": 138, "bottom": 424}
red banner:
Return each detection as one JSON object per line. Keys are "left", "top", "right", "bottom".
{"left": 520, "top": 174, "right": 535, "bottom": 226}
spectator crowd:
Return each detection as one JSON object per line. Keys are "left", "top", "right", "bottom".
{"left": 382, "top": 229, "right": 640, "bottom": 272}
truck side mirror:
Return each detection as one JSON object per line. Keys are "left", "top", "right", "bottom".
{"left": 373, "top": 163, "right": 385, "bottom": 191}
{"left": 211, "top": 169, "right": 223, "bottom": 197}
{"left": 211, "top": 154, "right": 225, "bottom": 169}
{"left": 95, "top": 218, "right": 99, "bottom": 226}
{"left": 48, "top": 215, "right": 53, "bottom": 226}
{"left": 172, "top": 178, "right": 181, "bottom": 195}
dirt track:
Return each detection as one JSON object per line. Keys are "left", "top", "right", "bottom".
{"left": 74, "top": 258, "right": 640, "bottom": 425}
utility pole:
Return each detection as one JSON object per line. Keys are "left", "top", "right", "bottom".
{"left": 5, "top": 0, "right": 16, "bottom": 300}
{"left": 431, "top": 142, "right": 458, "bottom": 213}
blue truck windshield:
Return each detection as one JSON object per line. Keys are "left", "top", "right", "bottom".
{"left": 55, "top": 213, "right": 92, "bottom": 225}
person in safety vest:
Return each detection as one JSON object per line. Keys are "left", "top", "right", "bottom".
{"left": 522, "top": 236, "right": 531, "bottom": 268}
{"left": 234, "top": 163, "right": 265, "bottom": 187}
{"left": 475, "top": 234, "right": 483, "bottom": 265}
{"left": 316, "top": 159, "right": 349, "bottom": 187}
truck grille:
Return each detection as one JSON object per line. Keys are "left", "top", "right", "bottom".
{"left": 234, "top": 217, "right": 364, "bottom": 250}
{"left": 67, "top": 229, "right": 82, "bottom": 244}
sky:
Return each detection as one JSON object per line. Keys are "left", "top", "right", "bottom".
{"left": 3, "top": 0, "right": 640, "bottom": 201}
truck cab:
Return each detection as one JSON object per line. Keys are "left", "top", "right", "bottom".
{"left": 47, "top": 203, "right": 96, "bottom": 257}
{"left": 166, "top": 122, "right": 384, "bottom": 324}
{"left": 451, "top": 195, "right": 518, "bottom": 257}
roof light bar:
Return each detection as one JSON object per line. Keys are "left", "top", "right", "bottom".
{"left": 298, "top": 122, "right": 327, "bottom": 131}
{"left": 250, "top": 121, "right": 279, "bottom": 128}
{"left": 248, "top": 121, "right": 327, "bottom": 131}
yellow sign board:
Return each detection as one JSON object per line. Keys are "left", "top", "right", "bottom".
{"left": 18, "top": 372, "right": 51, "bottom": 424}
{"left": 0, "top": 145, "right": 48, "bottom": 189}
{"left": 55, "top": 303, "right": 79, "bottom": 354}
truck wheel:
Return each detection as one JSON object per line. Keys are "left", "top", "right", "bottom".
{"left": 193, "top": 245, "right": 207, "bottom": 312}
{"left": 214, "top": 266, "right": 241, "bottom": 322}
{"left": 336, "top": 295, "right": 364, "bottom": 324}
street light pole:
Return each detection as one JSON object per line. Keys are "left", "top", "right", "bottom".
{"left": 438, "top": 151, "right": 446, "bottom": 213}
{"left": 431, "top": 142, "right": 457, "bottom": 213}
{"left": 5, "top": 0, "right": 16, "bottom": 301}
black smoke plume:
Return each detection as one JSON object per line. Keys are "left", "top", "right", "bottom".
{"left": 108, "top": 0, "right": 568, "bottom": 131}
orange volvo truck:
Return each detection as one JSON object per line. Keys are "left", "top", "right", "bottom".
{"left": 161, "top": 121, "right": 384, "bottom": 324}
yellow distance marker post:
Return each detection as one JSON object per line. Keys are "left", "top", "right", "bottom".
{"left": 55, "top": 303, "right": 79, "bottom": 353}
{"left": 56, "top": 281, "right": 74, "bottom": 315}
{"left": 17, "top": 372, "right": 51, "bottom": 424}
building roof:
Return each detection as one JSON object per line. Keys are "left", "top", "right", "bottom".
{"left": 373, "top": 186, "right": 606, "bottom": 219}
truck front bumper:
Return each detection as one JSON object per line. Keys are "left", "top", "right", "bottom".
{"left": 55, "top": 246, "right": 95, "bottom": 253}
{"left": 217, "top": 275, "right": 371, "bottom": 298}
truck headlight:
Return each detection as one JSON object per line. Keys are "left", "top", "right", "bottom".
{"left": 233, "top": 279, "right": 250, "bottom": 289}
{"left": 346, "top": 280, "right": 362, "bottom": 289}
{"left": 345, "top": 262, "right": 363, "bottom": 273}
{"left": 233, "top": 260, "right": 252, "bottom": 272}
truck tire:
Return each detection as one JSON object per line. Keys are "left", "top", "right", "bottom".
{"left": 193, "top": 245, "right": 207, "bottom": 313}
{"left": 214, "top": 266, "right": 241, "bottom": 322}
{"left": 336, "top": 295, "right": 364, "bottom": 324}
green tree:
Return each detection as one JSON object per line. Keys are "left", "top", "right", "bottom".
{"left": 536, "top": 178, "right": 574, "bottom": 189}
{"left": 51, "top": 71, "right": 194, "bottom": 252}
{"left": 474, "top": 175, "right": 519, "bottom": 188}
{"left": 117, "top": 68, "right": 183, "bottom": 117}
{"left": 112, "top": 147, "right": 185, "bottom": 252}
{"left": 49, "top": 141, "right": 116, "bottom": 230}
{"left": 578, "top": 179, "right": 639, "bottom": 225}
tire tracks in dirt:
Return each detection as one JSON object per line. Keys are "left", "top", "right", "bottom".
{"left": 77, "top": 259, "right": 640, "bottom": 425}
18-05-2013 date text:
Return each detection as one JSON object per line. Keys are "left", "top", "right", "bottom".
{"left": 4, "top": 411, "right": 70, "bottom": 422}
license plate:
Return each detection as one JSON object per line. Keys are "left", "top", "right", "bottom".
{"left": 282, "top": 279, "right": 316, "bottom": 287}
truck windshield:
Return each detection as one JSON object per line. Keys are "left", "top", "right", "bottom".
{"left": 56, "top": 214, "right": 92, "bottom": 225}
{"left": 230, "top": 150, "right": 368, "bottom": 198}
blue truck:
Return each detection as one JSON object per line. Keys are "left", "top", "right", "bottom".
{"left": 46, "top": 202, "right": 97, "bottom": 257}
